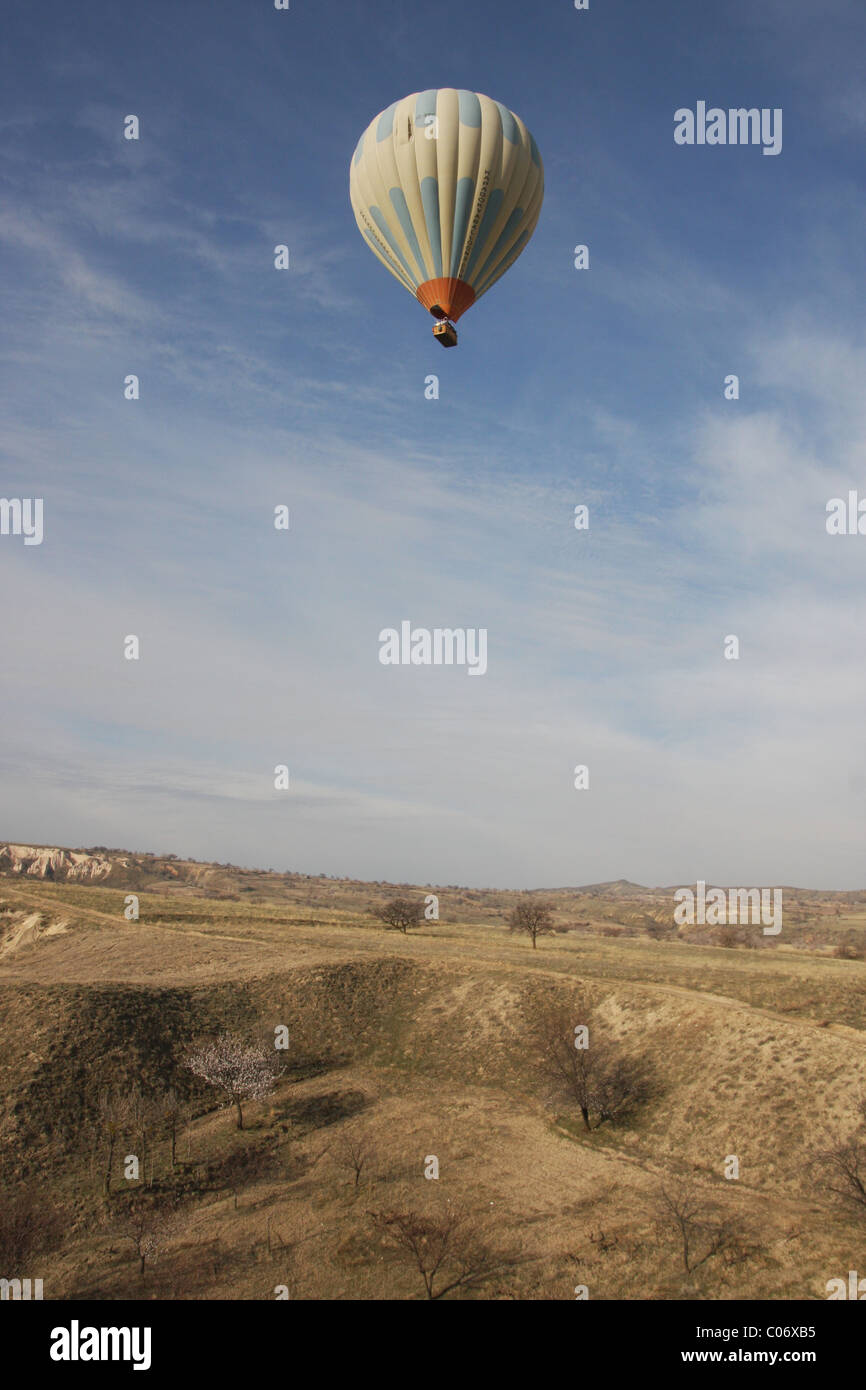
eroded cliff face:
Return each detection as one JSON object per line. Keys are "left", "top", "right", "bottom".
{"left": 0, "top": 844, "right": 117, "bottom": 881}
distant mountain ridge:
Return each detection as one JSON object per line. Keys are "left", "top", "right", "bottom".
{"left": 1, "top": 841, "right": 863, "bottom": 900}
{"left": 0, "top": 842, "right": 658, "bottom": 895}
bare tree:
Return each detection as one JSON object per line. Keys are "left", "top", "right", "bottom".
{"left": 184, "top": 1033, "right": 280, "bottom": 1130}
{"left": 116, "top": 1196, "right": 180, "bottom": 1277}
{"left": 529, "top": 998, "right": 650, "bottom": 1131}
{"left": 96, "top": 1086, "right": 136, "bottom": 1199}
{"left": 653, "top": 1180, "right": 750, "bottom": 1284}
{"left": 821, "top": 1140, "right": 866, "bottom": 1213}
{"left": 369, "top": 1207, "right": 519, "bottom": 1300}
{"left": 157, "top": 1087, "right": 186, "bottom": 1170}
{"left": 815, "top": 1103, "right": 866, "bottom": 1217}
{"left": 508, "top": 898, "right": 555, "bottom": 950}
{"left": 371, "top": 898, "right": 425, "bottom": 935}
{"left": 332, "top": 1132, "right": 371, "bottom": 1190}
{"left": 127, "top": 1082, "right": 161, "bottom": 1189}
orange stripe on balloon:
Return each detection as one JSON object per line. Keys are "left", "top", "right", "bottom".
{"left": 416, "top": 277, "right": 476, "bottom": 322}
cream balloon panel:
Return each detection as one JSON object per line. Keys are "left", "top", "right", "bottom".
{"left": 350, "top": 88, "right": 544, "bottom": 304}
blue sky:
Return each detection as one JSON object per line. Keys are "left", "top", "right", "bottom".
{"left": 2, "top": 0, "right": 865, "bottom": 888}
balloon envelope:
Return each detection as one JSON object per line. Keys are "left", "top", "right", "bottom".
{"left": 350, "top": 89, "right": 544, "bottom": 327}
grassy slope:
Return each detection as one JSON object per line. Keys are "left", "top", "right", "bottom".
{"left": 1, "top": 873, "right": 865, "bottom": 1300}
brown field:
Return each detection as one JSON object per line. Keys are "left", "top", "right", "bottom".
{"left": 1, "top": 847, "right": 865, "bottom": 1300}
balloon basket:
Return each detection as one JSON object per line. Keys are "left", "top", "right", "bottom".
{"left": 432, "top": 319, "right": 458, "bottom": 348}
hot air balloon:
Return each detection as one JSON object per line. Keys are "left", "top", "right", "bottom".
{"left": 350, "top": 89, "right": 544, "bottom": 347}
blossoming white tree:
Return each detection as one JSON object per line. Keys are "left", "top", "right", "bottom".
{"left": 185, "top": 1032, "right": 279, "bottom": 1130}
